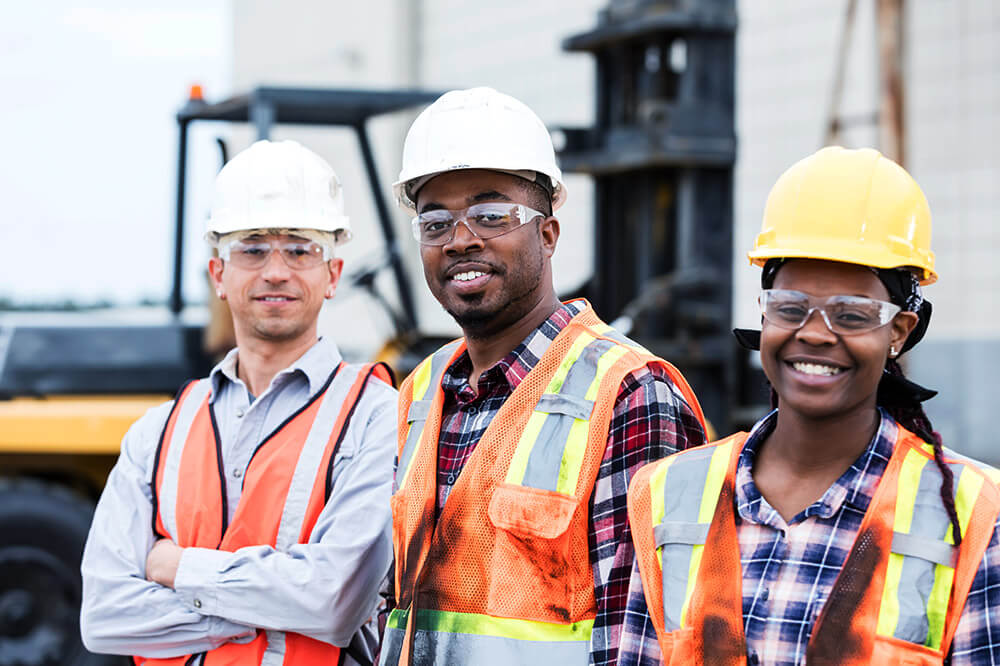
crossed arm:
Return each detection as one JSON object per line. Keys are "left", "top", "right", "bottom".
{"left": 81, "top": 396, "right": 397, "bottom": 658}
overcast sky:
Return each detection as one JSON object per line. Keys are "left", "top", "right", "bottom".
{"left": 0, "top": 1, "right": 230, "bottom": 306}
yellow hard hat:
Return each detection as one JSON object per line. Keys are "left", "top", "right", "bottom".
{"left": 749, "top": 146, "right": 936, "bottom": 284}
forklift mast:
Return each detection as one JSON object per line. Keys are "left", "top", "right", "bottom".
{"left": 561, "top": 0, "right": 762, "bottom": 434}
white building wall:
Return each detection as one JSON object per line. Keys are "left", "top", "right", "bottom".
{"left": 735, "top": 0, "right": 1000, "bottom": 459}
{"left": 230, "top": 0, "right": 999, "bottom": 456}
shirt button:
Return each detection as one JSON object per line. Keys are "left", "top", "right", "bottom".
{"left": 464, "top": 405, "right": 477, "bottom": 414}
{"left": 749, "top": 652, "right": 759, "bottom": 665}
{"left": 193, "top": 599, "right": 202, "bottom": 609}
{"left": 233, "top": 468, "right": 243, "bottom": 479}
{"left": 236, "top": 407, "right": 245, "bottom": 418}
{"left": 760, "top": 588, "right": 769, "bottom": 601}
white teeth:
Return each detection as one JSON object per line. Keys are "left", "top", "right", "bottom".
{"left": 792, "top": 362, "right": 843, "bottom": 377}
{"left": 261, "top": 296, "right": 289, "bottom": 301}
{"left": 452, "top": 271, "right": 486, "bottom": 282}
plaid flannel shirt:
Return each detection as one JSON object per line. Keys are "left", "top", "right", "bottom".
{"left": 618, "top": 408, "right": 1000, "bottom": 666}
{"left": 432, "top": 300, "right": 706, "bottom": 665}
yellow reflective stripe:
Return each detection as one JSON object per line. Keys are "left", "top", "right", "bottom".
{"left": 877, "top": 448, "right": 928, "bottom": 638}
{"left": 924, "top": 468, "right": 984, "bottom": 648}
{"left": 553, "top": 345, "right": 630, "bottom": 495}
{"left": 678, "top": 441, "right": 732, "bottom": 627}
{"left": 583, "top": 346, "right": 629, "bottom": 401}
{"left": 556, "top": 419, "right": 590, "bottom": 495}
{"left": 399, "top": 442, "right": 421, "bottom": 490}
{"left": 411, "top": 357, "right": 434, "bottom": 402}
{"left": 505, "top": 412, "right": 548, "bottom": 485}
{"left": 504, "top": 332, "right": 595, "bottom": 485}
{"left": 649, "top": 456, "right": 678, "bottom": 573}
{"left": 699, "top": 441, "right": 733, "bottom": 523}
{"left": 387, "top": 608, "right": 593, "bottom": 642}
{"left": 548, "top": 333, "right": 597, "bottom": 394}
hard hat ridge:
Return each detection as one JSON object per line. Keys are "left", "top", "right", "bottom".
{"left": 205, "top": 139, "right": 352, "bottom": 246}
{"left": 393, "top": 87, "right": 567, "bottom": 213}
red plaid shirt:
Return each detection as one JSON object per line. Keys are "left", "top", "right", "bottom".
{"left": 433, "top": 300, "right": 705, "bottom": 665}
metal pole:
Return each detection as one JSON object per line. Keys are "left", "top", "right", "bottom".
{"left": 171, "top": 119, "right": 189, "bottom": 315}
{"left": 877, "top": 0, "right": 906, "bottom": 165}
{"left": 355, "top": 122, "right": 418, "bottom": 333}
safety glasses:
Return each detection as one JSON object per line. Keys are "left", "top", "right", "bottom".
{"left": 220, "top": 237, "right": 331, "bottom": 270}
{"left": 759, "top": 289, "right": 902, "bottom": 335}
{"left": 411, "top": 203, "right": 546, "bottom": 246}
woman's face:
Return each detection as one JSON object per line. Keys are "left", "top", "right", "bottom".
{"left": 760, "top": 259, "right": 918, "bottom": 421}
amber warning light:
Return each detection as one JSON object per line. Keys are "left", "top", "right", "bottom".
{"left": 188, "top": 84, "right": 204, "bottom": 101}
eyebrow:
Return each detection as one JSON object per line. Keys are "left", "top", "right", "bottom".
{"left": 418, "top": 190, "right": 513, "bottom": 213}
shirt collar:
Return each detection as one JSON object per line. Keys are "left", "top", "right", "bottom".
{"left": 736, "top": 408, "right": 898, "bottom": 525}
{"left": 208, "top": 336, "right": 343, "bottom": 402}
{"left": 440, "top": 300, "right": 586, "bottom": 400}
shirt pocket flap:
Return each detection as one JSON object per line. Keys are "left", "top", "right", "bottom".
{"left": 488, "top": 483, "right": 579, "bottom": 539}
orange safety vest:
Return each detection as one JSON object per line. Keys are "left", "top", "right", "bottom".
{"left": 137, "top": 361, "right": 391, "bottom": 666}
{"left": 381, "top": 302, "right": 706, "bottom": 665}
{"left": 627, "top": 426, "right": 1000, "bottom": 665}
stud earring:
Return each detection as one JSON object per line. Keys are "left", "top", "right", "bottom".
{"left": 889, "top": 345, "right": 897, "bottom": 358}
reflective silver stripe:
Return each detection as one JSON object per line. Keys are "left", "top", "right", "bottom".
{"left": 520, "top": 339, "right": 615, "bottom": 492}
{"left": 658, "top": 446, "right": 717, "bottom": 632}
{"left": 891, "top": 531, "right": 957, "bottom": 568}
{"left": 891, "top": 460, "right": 964, "bottom": 643}
{"left": 159, "top": 380, "right": 212, "bottom": 541}
{"left": 596, "top": 326, "right": 648, "bottom": 353}
{"left": 654, "top": 521, "right": 710, "bottom": 547}
{"left": 395, "top": 342, "right": 460, "bottom": 493}
{"left": 407, "top": 399, "right": 431, "bottom": 422}
{"left": 260, "top": 630, "right": 285, "bottom": 666}
{"left": 274, "top": 364, "right": 364, "bottom": 550}
{"left": 378, "top": 626, "right": 588, "bottom": 666}
{"left": 535, "top": 394, "right": 594, "bottom": 420}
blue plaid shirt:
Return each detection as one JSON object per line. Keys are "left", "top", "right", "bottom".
{"left": 618, "top": 409, "right": 1000, "bottom": 665}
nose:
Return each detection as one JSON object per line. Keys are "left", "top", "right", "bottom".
{"left": 260, "top": 248, "right": 292, "bottom": 281}
{"left": 442, "top": 219, "right": 485, "bottom": 255}
{"left": 794, "top": 307, "right": 838, "bottom": 345}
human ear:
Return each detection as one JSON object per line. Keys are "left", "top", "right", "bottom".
{"left": 325, "top": 258, "right": 344, "bottom": 299}
{"left": 208, "top": 257, "right": 226, "bottom": 299}
{"left": 889, "top": 311, "right": 919, "bottom": 356}
{"left": 538, "top": 216, "right": 560, "bottom": 256}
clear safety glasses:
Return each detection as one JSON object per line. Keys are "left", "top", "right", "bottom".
{"left": 220, "top": 237, "right": 331, "bottom": 270}
{"left": 759, "top": 289, "right": 902, "bottom": 335}
{"left": 410, "top": 203, "right": 547, "bottom": 246}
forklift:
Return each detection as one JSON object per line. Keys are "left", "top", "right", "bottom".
{"left": 0, "top": 85, "right": 440, "bottom": 665}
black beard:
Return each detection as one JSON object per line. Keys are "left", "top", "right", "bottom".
{"left": 446, "top": 253, "right": 545, "bottom": 341}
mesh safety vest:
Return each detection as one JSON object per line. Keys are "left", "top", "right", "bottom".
{"left": 137, "top": 361, "right": 391, "bottom": 666}
{"left": 382, "top": 304, "right": 706, "bottom": 665}
{"left": 627, "top": 427, "right": 1000, "bottom": 665}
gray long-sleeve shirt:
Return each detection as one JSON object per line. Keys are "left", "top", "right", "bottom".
{"left": 80, "top": 337, "right": 397, "bottom": 658}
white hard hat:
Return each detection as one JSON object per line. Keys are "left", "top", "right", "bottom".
{"left": 206, "top": 139, "right": 352, "bottom": 246}
{"left": 393, "top": 87, "right": 567, "bottom": 214}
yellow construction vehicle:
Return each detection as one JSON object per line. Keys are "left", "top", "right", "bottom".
{"left": 0, "top": 86, "right": 441, "bottom": 665}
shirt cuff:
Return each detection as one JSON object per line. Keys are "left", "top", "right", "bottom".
{"left": 174, "top": 547, "right": 231, "bottom": 617}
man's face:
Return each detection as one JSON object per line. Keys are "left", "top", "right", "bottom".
{"left": 415, "top": 169, "right": 559, "bottom": 339}
{"left": 209, "top": 232, "right": 342, "bottom": 347}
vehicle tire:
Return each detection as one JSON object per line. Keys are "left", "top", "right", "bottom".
{"left": 0, "top": 478, "right": 128, "bottom": 666}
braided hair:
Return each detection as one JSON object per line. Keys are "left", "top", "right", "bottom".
{"left": 760, "top": 259, "right": 961, "bottom": 545}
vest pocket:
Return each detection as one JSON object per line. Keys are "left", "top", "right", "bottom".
{"left": 871, "top": 635, "right": 944, "bottom": 665}
{"left": 486, "top": 483, "right": 579, "bottom": 621}
{"left": 659, "top": 627, "right": 695, "bottom": 665}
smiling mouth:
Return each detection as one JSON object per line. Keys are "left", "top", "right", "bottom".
{"left": 451, "top": 271, "right": 488, "bottom": 282}
{"left": 791, "top": 361, "right": 844, "bottom": 377}
{"left": 256, "top": 296, "right": 295, "bottom": 302}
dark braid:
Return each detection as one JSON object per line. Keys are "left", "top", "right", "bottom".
{"left": 883, "top": 358, "right": 962, "bottom": 545}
